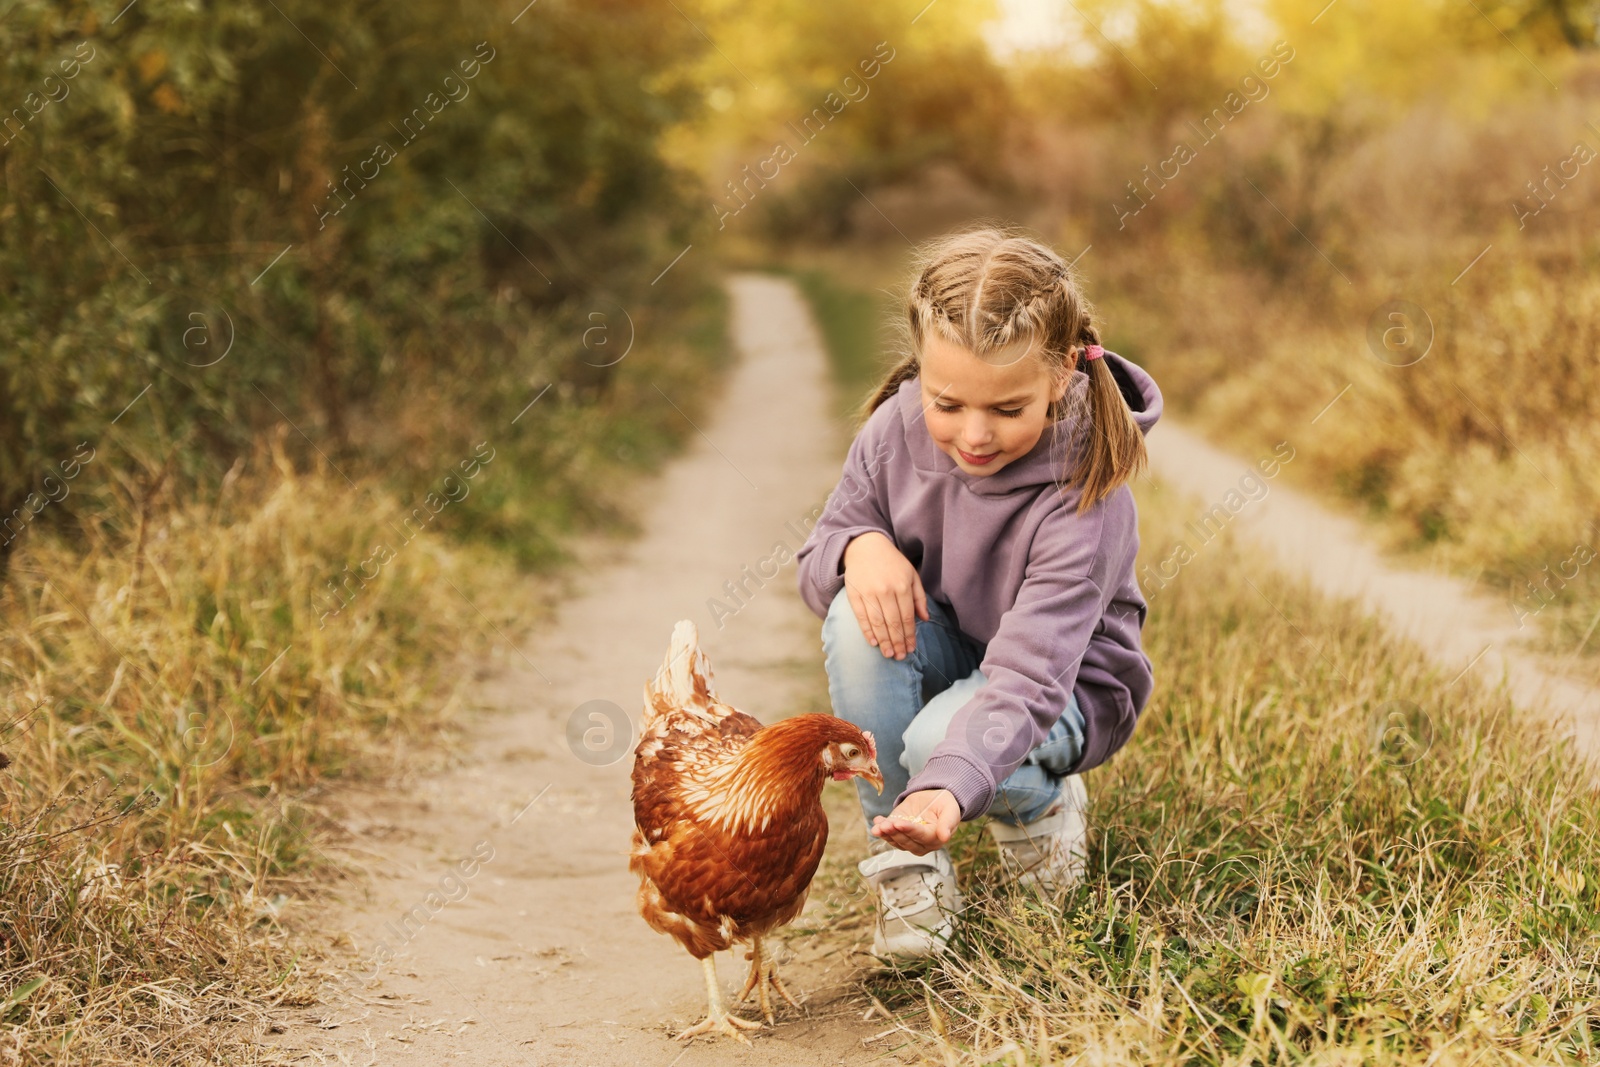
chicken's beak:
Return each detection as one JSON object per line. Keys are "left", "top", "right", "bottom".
{"left": 861, "top": 761, "right": 884, "bottom": 795}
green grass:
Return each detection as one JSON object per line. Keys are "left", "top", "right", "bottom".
{"left": 792, "top": 271, "right": 1600, "bottom": 1065}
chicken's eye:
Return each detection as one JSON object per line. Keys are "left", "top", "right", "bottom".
{"left": 841, "top": 743, "right": 858, "bottom": 758}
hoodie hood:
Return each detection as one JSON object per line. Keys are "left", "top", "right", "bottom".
{"left": 895, "top": 349, "right": 1163, "bottom": 497}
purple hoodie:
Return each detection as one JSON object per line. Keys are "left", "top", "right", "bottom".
{"left": 795, "top": 351, "right": 1163, "bottom": 819}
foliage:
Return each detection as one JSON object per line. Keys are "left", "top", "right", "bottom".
{"left": 0, "top": 0, "right": 711, "bottom": 568}
{"left": 664, "top": 0, "right": 1018, "bottom": 240}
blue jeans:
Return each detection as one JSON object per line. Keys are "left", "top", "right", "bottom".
{"left": 821, "top": 588, "right": 1084, "bottom": 829}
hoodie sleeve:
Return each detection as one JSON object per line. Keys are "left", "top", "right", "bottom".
{"left": 899, "top": 499, "right": 1130, "bottom": 819}
{"left": 795, "top": 406, "right": 901, "bottom": 620}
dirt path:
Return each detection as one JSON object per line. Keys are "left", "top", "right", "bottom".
{"left": 263, "top": 274, "right": 900, "bottom": 1065}
{"left": 1145, "top": 426, "right": 1600, "bottom": 762}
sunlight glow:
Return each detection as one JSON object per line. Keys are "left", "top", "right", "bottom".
{"left": 982, "top": 0, "right": 1281, "bottom": 63}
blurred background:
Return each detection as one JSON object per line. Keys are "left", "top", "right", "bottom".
{"left": 2, "top": 0, "right": 1599, "bottom": 1060}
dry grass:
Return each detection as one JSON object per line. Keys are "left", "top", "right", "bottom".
{"left": 0, "top": 437, "right": 507, "bottom": 1062}
{"left": 0, "top": 282, "right": 730, "bottom": 1063}
{"left": 809, "top": 480, "right": 1600, "bottom": 1065}
{"left": 1092, "top": 233, "right": 1600, "bottom": 683}
{"left": 1073, "top": 67, "right": 1600, "bottom": 681}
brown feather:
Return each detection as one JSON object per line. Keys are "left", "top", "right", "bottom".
{"left": 629, "top": 621, "right": 875, "bottom": 960}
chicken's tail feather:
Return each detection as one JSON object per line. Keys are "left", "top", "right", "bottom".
{"left": 642, "top": 619, "right": 719, "bottom": 727}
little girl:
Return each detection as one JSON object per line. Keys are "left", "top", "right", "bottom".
{"left": 795, "top": 225, "right": 1162, "bottom": 960}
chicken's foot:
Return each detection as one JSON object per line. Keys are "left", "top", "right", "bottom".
{"left": 736, "top": 934, "right": 801, "bottom": 1024}
{"left": 676, "top": 955, "right": 764, "bottom": 1042}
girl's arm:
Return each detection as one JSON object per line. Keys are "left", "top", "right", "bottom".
{"left": 795, "top": 410, "right": 901, "bottom": 620}
{"left": 898, "top": 501, "right": 1133, "bottom": 820}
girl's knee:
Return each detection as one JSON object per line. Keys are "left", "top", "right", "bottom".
{"left": 822, "top": 588, "right": 892, "bottom": 685}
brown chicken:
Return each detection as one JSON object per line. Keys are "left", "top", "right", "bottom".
{"left": 629, "top": 619, "right": 883, "bottom": 1042}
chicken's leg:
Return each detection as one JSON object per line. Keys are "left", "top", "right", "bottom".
{"left": 736, "top": 935, "right": 802, "bottom": 1024}
{"left": 676, "top": 955, "right": 764, "bottom": 1042}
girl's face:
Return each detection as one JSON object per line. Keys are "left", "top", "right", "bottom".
{"left": 918, "top": 330, "right": 1068, "bottom": 477}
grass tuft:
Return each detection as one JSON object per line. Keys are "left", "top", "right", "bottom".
{"left": 824, "top": 482, "right": 1600, "bottom": 1066}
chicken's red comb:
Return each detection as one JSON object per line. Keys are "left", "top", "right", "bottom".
{"left": 859, "top": 728, "right": 877, "bottom": 759}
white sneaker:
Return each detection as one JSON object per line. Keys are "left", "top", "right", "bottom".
{"left": 856, "top": 845, "right": 963, "bottom": 960}
{"left": 986, "top": 774, "right": 1088, "bottom": 892}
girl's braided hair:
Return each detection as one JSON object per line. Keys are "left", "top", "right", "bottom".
{"left": 860, "top": 223, "right": 1147, "bottom": 514}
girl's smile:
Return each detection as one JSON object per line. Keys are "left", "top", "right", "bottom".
{"left": 918, "top": 331, "right": 1069, "bottom": 476}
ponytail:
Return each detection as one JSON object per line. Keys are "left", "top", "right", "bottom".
{"left": 856, "top": 352, "right": 918, "bottom": 430}
{"left": 1068, "top": 324, "right": 1148, "bottom": 515}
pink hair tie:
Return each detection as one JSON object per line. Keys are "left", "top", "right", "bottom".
{"left": 1083, "top": 344, "right": 1104, "bottom": 361}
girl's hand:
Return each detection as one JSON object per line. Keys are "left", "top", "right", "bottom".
{"left": 870, "top": 789, "right": 960, "bottom": 855}
{"left": 842, "top": 531, "right": 930, "bottom": 659}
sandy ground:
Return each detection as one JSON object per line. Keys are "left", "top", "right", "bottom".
{"left": 260, "top": 272, "right": 1598, "bottom": 1065}
{"left": 262, "top": 274, "right": 906, "bottom": 1065}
